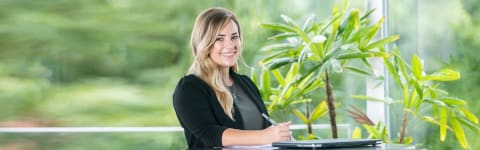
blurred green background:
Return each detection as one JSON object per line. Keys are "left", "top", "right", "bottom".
{"left": 0, "top": 0, "right": 478, "bottom": 149}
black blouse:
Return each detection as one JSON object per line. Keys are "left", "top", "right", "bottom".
{"left": 172, "top": 70, "right": 272, "bottom": 149}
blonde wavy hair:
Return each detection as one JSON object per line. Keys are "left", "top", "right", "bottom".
{"left": 188, "top": 8, "right": 242, "bottom": 119}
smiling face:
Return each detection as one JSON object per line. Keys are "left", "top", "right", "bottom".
{"left": 208, "top": 20, "right": 242, "bottom": 68}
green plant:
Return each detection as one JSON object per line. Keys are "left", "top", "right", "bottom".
{"left": 257, "top": 1, "right": 399, "bottom": 138}
{"left": 351, "top": 47, "right": 480, "bottom": 149}
{"left": 251, "top": 64, "right": 327, "bottom": 138}
{"left": 348, "top": 106, "right": 396, "bottom": 143}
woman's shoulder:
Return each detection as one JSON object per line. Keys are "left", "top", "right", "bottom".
{"left": 173, "top": 74, "right": 214, "bottom": 109}
{"left": 178, "top": 74, "right": 200, "bottom": 82}
{"left": 176, "top": 74, "right": 206, "bottom": 88}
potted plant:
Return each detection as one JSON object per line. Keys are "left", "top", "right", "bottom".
{"left": 349, "top": 46, "right": 479, "bottom": 149}
{"left": 254, "top": 1, "right": 398, "bottom": 139}
{"left": 254, "top": 1, "right": 479, "bottom": 149}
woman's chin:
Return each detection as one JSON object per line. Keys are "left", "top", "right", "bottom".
{"left": 220, "top": 59, "right": 237, "bottom": 66}
{"left": 217, "top": 62, "right": 236, "bottom": 68}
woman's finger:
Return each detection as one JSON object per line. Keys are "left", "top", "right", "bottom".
{"left": 277, "top": 121, "right": 291, "bottom": 126}
{"left": 280, "top": 132, "right": 291, "bottom": 137}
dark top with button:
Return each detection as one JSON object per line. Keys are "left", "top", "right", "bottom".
{"left": 173, "top": 69, "right": 272, "bottom": 149}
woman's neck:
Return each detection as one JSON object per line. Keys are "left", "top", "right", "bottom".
{"left": 221, "top": 67, "right": 233, "bottom": 86}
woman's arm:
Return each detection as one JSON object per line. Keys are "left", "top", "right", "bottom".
{"left": 222, "top": 121, "right": 292, "bottom": 146}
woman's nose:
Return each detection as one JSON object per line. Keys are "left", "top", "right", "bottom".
{"left": 223, "top": 39, "right": 235, "bottom": 48}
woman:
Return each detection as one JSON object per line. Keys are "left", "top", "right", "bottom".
{"left": 173, "top": 7, "right": 291, "bottom": 148}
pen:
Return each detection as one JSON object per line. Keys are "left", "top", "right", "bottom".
{"left": 261, "top": 113, "right": 278, "bottom": 125}
{"left": 261, "top": 113, "right": 295, "bottom": 141}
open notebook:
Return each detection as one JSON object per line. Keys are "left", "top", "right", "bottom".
{"left": 272, "top": 138, "right": 382, "bottom": 149}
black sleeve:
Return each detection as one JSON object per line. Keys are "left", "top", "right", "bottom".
{"left": 173, "top": 76, "right": 227, "bottom": 147}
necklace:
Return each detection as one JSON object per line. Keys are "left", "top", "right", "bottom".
{"left": 229, "top": 84, "right": 237, "bottom": 101}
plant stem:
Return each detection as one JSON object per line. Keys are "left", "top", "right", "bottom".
{"left": 325, "top": 70, "right": 338, "bottom": 138}
{"left": 399, "top": 111, "right": 408, "bottom": 143}
{"left": 306, "top": 100, "right": 312, "bottom": 135}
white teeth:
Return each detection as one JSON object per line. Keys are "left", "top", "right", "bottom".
{"left": 221, "top": 51, "right": 236, "bottom": 56}
{"left": 222, "top": 53, "right": 234, "bottom": 56}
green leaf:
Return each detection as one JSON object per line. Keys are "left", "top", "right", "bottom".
{"left": 411, "top": 54, "right": 423, "bottom": 80}
{"left": 352, "top": 95, "right": 390, "bottom": 103}
{"left": 459, "top": 108, "right": 479, "bottom": 124}
{"left": 336, "top": 52, "right": 371, "bottom": 59}
{"left": 277, "top": 15, "right": 311, "bottom": 43}
{"left": 336, "top": 52, "right": 389, "bottom": 60}
{"left": 344, "top": 66, "right": 372, "bottom": 76}
{"left": 451, "top": 118, "right": 470, "bottom": 149}
{"left": 421, "top": 116, "right": 450, "bottom": 130}
{"left": 363, "top": 34, "right": 400, "bottom": 51}
{"left": 303, "top": 76, "right": 324, "bottom": 94}
{"left": 340, "top": 9, "right": 360, "bottom": 41}
{"left": 360, "top": 8, "right": 375, "bottom": 21}
{"left": 265, "top": 57, "right": 296, "bottom": 70}
{"left": 403, "top": 136, "right": 414, "bottom": 144}
{"left": 439, "top": 97, "right": 467, "bottom": 106}
{"left": 403, "top": 85, "right": 410, "bottom": 108}
{"left": 440, "top": 108, "right": 448, "bottom": 141}
{"left": 361, "top": 58, "right": 375, "bottom": 73}
{"left": 422, "top": 68, "right": 461, "bottom": 81}
{"left": 267, "top": 32, "right": 298, "bottom": 41}
{"left": 272, "top": 69, "right": 285, "bottom": 87}
{"left": 312, "top": 41, "right": 325, "bottom": 59}
{"left": 457, "top": 117, "right": 480, "bottom": 132}
{"left": 298, "top": 71, "right": 314, "bottom": 90}
{"left": 361, "top": 17, "right": 383, "bottom": 46}
{"left": 292, "top": 109, "right": 309, "bottom": 124}
{"left": 260, "top": 50, "right": 293, "bottom": 67}
{"left": 363, "top": 125, "right": 380, "bottom": 139}
{"left": 352, "top": 127, "right": 362, "bottom": 139}
{"left": 413, "top": 80, "right": 423, "bottom": 107}
{"left": 319, "top": 15, "right": 341, "bottom": 34}
{"left": 261, "top": 23, "right": 296, "bottom": 33}
{"left": 268, "top": 83, "right": 294, "bottom": 111}
{"left": 409, "top": 90, "right": 420, "bottom": 110}
{"left": 342, "top": 0, "right": 348, "bottom": 12}
{"left": 326, "top": 10, "right": 341, "bottom": 52}
{"left": 424, "top": 98, "right": 447, "bottom": 107}
{"left": 261, "top": 69, "right": 271, "bottom": 101}
{"left": 302, "top": 14, "right": 315, "bottom": 32}
{"left": 290, "top": 98, "right": 311, "bottom": 105}
{"left": 347, "top": 26, "right": 371, "bottom": 43}
{"left": 383, "top": 57, "right": 403, "bottom": 88}
{"left": 282, "top": 84, "right": 295, "bottom": 102}
{"left": 299, "top": 62, "right": 324, "bottom": 82}
{"left": 380, "top": 124, "right": 388, "bottom": 141}
{"left": 394, "top": 47, "right": 411, "bottom": 81}
{"left": 284, "top": 62, "right": 299, "bottom": 84}
{"left": 280, "top": 14, "right": 300, "bottom": 28}
{"left": 310, "top": 101, "right": 328, "bottom": 121}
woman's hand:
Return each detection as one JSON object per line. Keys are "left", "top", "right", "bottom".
{"left": 262, "top": 121, "right": 292, "bottom": 143}
{"left": 221, "top": 121, "right": 292, "bottom": 146}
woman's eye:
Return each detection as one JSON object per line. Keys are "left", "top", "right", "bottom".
{"left": 216, "top": 38, "right": 224, "bottom": 41}
{"left": 232, "top": 35, "right": 239, "bottom": 40}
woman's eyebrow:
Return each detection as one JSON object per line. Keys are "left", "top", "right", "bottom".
{"left": 217, "top": 32, "right": 238, "bottom": 36}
